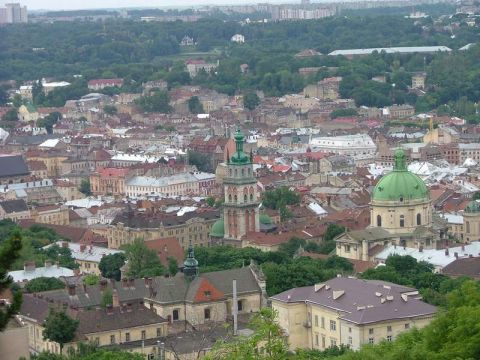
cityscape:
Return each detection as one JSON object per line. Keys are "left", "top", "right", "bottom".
{"left": 0, "top": 0, "right": 480, "bottom": 359}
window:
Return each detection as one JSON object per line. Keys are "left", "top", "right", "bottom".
{"left": 405, "top": 323, "right": 410, "bottom": 329}
{"left": 387, "top": 335, "right": 392, "bottom": 342}
{"left": 466, "top": 221, "right": 470, "bottom": 233}
{"left": 321, "top": 317, "right": 325, "bottom": 329}
{"left": 110, "top": 335, "right": 115, "bottom": 344}
{"left": 369, "top": 328, "right": 374, "bottom": 335}
{"left": 315, "top": 333, "right": 319, "bottom": 346}
{"left": 377, "top": 215, "right": 382, "bottom": 227}
{"left": 204, "top": 308, "right": 211, "bottom": 320}
{"left": 387, "top": 326, "right": 392, "bottom": 332}
{"left": 330, "top": 339, "right": 337, "bottom": 347}
{"left": 237, "top": 300, "right": 243, "bottom": 312}
{"left": 417, "top": 213, "right": 421, "bottom": 225}
{"left": 141, "top": 330, "right": 146, "bottom": 340}
{"left": 345, "top": 245, "right": 350, "bottom": 253}
{"left": 148, "top": 354, "right": 155, "bottom": 360}
{"left": 348, "top": 336, "right": 352, "bottom": 345}
{"left": 95, "top": 337, "right": 100, "bottom": 345}
{"left": 314, "top": 315, "right": 318, "bottom": 327}
{"left": 348, "top": 327, "right": 352, "bottom": 333}
{"left": 173, "top": 309, "right": 179, "bottom": 321}
{"left": 400, "top": 215, "right": 405, "bottom": 228}
{"left": 157, "top": 328, "right": 162, "bottom": 337}
{"left": 330, "top": 320, "right": 336, "bottom": 331}
{"left": 244, "top": 194, "right": 247, "bottom": 202}
{"left": 204, "top": 290, "right": 211, "bottom": 297}
{"left": 369, "top": 338, "right": 374, "bottom": 344}
{"left": 321, "top": 335, "right": 326, "bottom": 348}
{"left": 125, "top": 333, "right": 130, "bottom": 342}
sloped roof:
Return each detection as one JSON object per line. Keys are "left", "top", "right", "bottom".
{"left": 0, "top": 155, "right": 29, "bottom": 178}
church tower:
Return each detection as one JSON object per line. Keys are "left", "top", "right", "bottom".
{"left": 222, "top": 128, "right": 260, "bottom": 244}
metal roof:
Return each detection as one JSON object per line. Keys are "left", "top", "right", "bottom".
{"left": 329, "top": 46, "right": 451, "bottom": 56}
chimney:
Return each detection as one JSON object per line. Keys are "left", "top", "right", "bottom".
{"left": 127, "top": 303, "right": 132, "bottom": 312}
{"left": 129, "top": 278, "right": 135, "bottom": 288}
{"left": 419, "top": 245, "right": 423, "bottom": 253}
{"left": 445, "top": 248, "right": 449, "bottom": 256}
{"left": 68, "top": 284, "right": 76, "bottom": 296}
{"left": 44, "top": 261, "right": 52, "bottom": 268}
{"left": 80, "top": 244, "right": 86, "bottom": 252}
{"left": 99, "top": 279, "right": 107, "bottom": 291}
{"left": 454, "top": 252, "right": 459, "bottom": 259}
{"left": 112, "top": 289, "right": 120, "bottom": 308}
{"left": 24, "top": 261, "right": 36, "bottom": 272}
{"left": 469, "top": 254, "right": 473, "bottom": 258}
{"left": 62, "top": 241, "right": 69, "bottom": 248}
{"left": 461, "top": 244, "right": 465, "bottom": 251}
{"left": 122, "top": 278, "right": 128, "bottom": 289}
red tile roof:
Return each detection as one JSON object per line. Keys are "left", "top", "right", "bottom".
{"left": 193, "top": 278, "right": 225, "bottom": 303}
{"left": 97, "top": 167, "right": 130, "bottom": 178}
{"left": 144, "top": 238, "right": 185, "bottom": 267}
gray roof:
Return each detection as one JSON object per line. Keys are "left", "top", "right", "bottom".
{"left": 33, "top": 267, "right": 260, "bottom": 308}
{"left": 335, "top": 227, "right": 393, "bottom": 243}
{"left": 271, "top": 277, "right": 436, "bottom": 325}
{"left": 328, "top": 46, "right": 451, "bottom": 56}
{"left": 0, "top": 155, "right": 29, "bottom": 178}
{"left": 0, "top": 199, "right": 28, "bottom": 213}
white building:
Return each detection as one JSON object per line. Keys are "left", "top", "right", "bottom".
{"left": 9, "top": 262, "right": 74, "bottom": 284}
{"left": 231, "top": 34, "right": 245, "bottom": 43}
{"left": 125, "top": 172, "right": 215, "bottom": 198}
{"left": 310, "top": 134, "right": 376, "bottom": 156}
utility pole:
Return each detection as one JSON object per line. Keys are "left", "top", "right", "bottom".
{"left": 233, "top": 279, "right": 238, "bottom": 336}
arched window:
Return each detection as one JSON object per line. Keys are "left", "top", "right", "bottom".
{"left": 229, "top": 169, "right": 232, "bottom": 177}
{"left": 234, "top": 195, "right": 237, "bottom": 202}
{"left": 241, "top": 168, "right": 245, "bottom": 176}
{"left": 377, "top": 215, "right": 382, "bottom": 227}
{"left": 399, "top": 215, "right": 405, "bottom": 228}
{"left": 244, "top": 194, "right": 247, "bottom": 202}
{"left": 250, "top": 193, "right": 253, "bottom": 201}
{"left": 466, "top": 221, "right": 470, "bottom": 233}
{"left": 235, "top": 169, "right": 238, "bottom": 177}
{"left": 416, "top": 213, "right": 421, "bottom": 226}
{"left": 228, "top": 194, "right": 232, "bottom": 202}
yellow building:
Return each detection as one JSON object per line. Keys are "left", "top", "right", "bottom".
{"left": 31, "top": 205, "right": 69, "bottom": 225}
{"left": 463, "top": 201, "right": 480, "bottom": 242}
{"left": 271, "top": 277, "right": 436, "bottom": 351}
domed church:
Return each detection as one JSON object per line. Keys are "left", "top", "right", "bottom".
{"left": 336, "top": 149, "right": 447, "bottom": 262}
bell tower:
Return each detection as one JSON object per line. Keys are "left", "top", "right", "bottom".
{"left": 223, "top": 128, "right": 260, "bottom": 244}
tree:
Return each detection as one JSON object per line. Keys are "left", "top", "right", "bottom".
{"left": 188, "top": 96, "right": 204, "bottom": 114}
{"left": 0, "top": 230, "right": 22, "bottom": 331}
{"left": 473, "top": 192, "right": 480, "bottom": 200}
{"left": 123, "top": 238, "right": 165, "bottom": 278}
{"left": 37, "top": 111, "right": 62, "bottom": 134}
{"left": 262, "top": 187, "right": 300, "bottom": 210}
{"left": 0, "top": 86, "right": 8, "bottom": 105}
{"left": 32, "top": 80, "right": 44, "bottom": 105}
{"left": 206, "top": 308, "right": 288, "bottom": 360}
{"left": 82, "top": 274, "right": 99, "bottom": 286}
{"left": 187, "top": 150, "right": 212, "bottom": 172}
{"left": 2, "top": 108, "right": 18, "bottom": 122}
{"left": 103, "top": 105, "right": 117, "bottom": 115}
{"left": 25, "top": 277, "right": 65, "bottom": 293}
{"left": 43, "top": 309, "right": 79, "bottom": 354}
{"left": 206, "top": 196, "right": 216, "bottom": 207}
{"left": 243, "top": 92, "right": 260, "bottom": 111}
{"left": 100, "top": 288, "right": 113, "bottom": 308}
{"left": 168, "top": 256, "right": 178, "bottom": 276}
{"left": 135, "top": 90, "right": 172, "bottom": 113}
{"left": 99, "top": 253, "right": 126, "bottom": 281}
{"left": 79, "top": 179, "right": 91, "bottom": 196}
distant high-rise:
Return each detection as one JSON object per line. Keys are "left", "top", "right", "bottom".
{"left": 301, "top": 0, "right": 311, "bottom": 5}
{"left": 0, "top": 3, "right": 28, "bottom": 24}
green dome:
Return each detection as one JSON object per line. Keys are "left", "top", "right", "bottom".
{"left": 229, "top": 128, "right": 251, "bottom": 165}
{"left": 210, "top": 219, "right": 225, "bottom": 237}
{"left": 259, "top": 214, "right": 272, "bottom": 225}
{"left": 372, "top": 149, "right": 429, "bottom": 202}
{"left": 465, "top": 201, "right": 480, "bottom": 213}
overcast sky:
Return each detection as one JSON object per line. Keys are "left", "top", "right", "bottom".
{"left": 3, "top": 0, "right": 287, "bottom": 11}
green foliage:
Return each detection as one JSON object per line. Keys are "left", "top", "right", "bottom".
{"left": 206, "top": 196, "right": 216, "bottom": 207}
{"left": 294, "top": 346, "right": 350, "bottom": 359}
{"left": 473, "top": 192, "right": 480, "bottom": 200}
{"left": 99, "top": 253, "right": 126, "bottom": 281}
{"left": 330, "top": 108, "right": 358, "bottom": 119}
{"left": 262, "top": 187, "right": 300, "bottom": 210}
{"left": 79, "top": 179, "right": 92, "bottom": 196}
{"left": 206, "top": 308, "right": 288, "bottom": 360}
{"left": 100, "top": 288, "right": 113, "bottom": 308}
{"left": 0, "top": 230, "right": 22, "bottom": 331}
{"left": 168, "top": 256, "right": 178, "bottom": 276}
{"left": 135, "top": 90, "right": 172, "bottom": 113}
{"left": 31, "top": 348, "right": 144, "bottom": 360}
{"left": 41, "top": 244, "right": 79, "bottom": 269}
{"left": 187, "top": 150, "right": 212, "bottom": 172}
{"left": 188, "top": 96, "right": 204, "bottom": 114}
{"left": 0, "top": 86, "right": 8, "bottom": 105}
{"left": 2, "top": 108, "right": 18, "bottom": 122}
{"left": 123, "top": 238, "right": 165, "bottom": 278}
{"left": 37, "top": 111, "right": 62, "bottom": 134}
{"left": 25, "top": 277, "right": 65, "bottom": 293}
{"left": 43, "top": 309, "right": 79, "bottom": 353}
{"left": 82, "top": 274, "right": 99, "bottom": 286}
{"left": 243, "top": 92, "right": 260, "bottom": 111}
{"left": 103, "top": 105, "right": 117, "bottom": 115}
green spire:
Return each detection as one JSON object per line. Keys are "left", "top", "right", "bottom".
{"left": 183, "top": 241, "right": 198, "bottom": 279}
{"left": 230, "top": 127, "right": 250, "bottom": 164}
{"left": 393, "top": 149, "right": 407, "bottom": 171}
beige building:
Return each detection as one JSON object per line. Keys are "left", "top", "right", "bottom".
{"left": 463, "top": 201, "right": 480, "bottom": 243}
{"left": 31, "top": 205, "right": 69, "bottom": 225}
{"left": 336, "top": 149, "right": 445, "bottom": 261}
{"left": 411, "top": 73, "right": 426, "bottom": 89}
{"left": 0, "top": 199, "right": 30, "bottom": 222}
{"left": 271, "top": 277, "right": 436, "bottom": 351}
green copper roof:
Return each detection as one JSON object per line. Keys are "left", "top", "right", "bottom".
{"left": 259, "top": 214, "right": 272, "bottom": 225}
{"left": 209, "top": 219, "right": 225, "bottom": 237}
{"left": 183, "top": 242, "right": 199, "bottom": 268}
{"left": 465, "top": 200, "right": 480, "bottom": 213}
{"left": 372, "top": 149, "right": 429, "bottom": 202}
{"left": 229, "top": 128, "right": 250, "bottom": 164}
